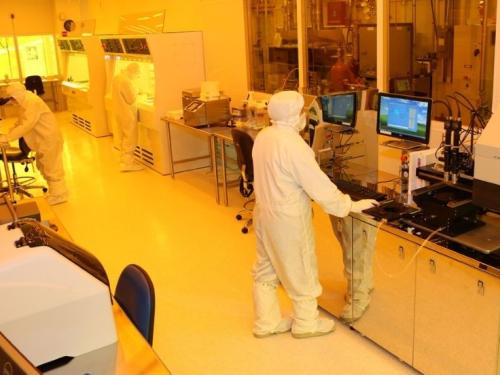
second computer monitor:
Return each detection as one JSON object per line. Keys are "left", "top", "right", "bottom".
{"left": 320, "top": 92, "right": 357, "bottom": 129}
{"left": 377, "top": 92, "right": 432, "bottom": 145}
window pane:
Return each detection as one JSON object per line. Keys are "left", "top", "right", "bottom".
{"left": 305, "top": 0, "right": 377, "bottom": 95}
{"left": 0, "top": 37, "right": 19, "bottom": 81}
{"left": 17, "top": 35, "right": 59, "bottom": 79}
{"left": 389, "top": 0, "right": 497, "bottom": 119}
{"left": 247, "top": 0, "right": 299, "bottom": 93}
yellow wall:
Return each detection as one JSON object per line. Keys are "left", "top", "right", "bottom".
{"left": 0, "top": 0, "right": 55, "bottom": 35}
{"left": 53, "top": 0, "right": 249, "bottom": 106}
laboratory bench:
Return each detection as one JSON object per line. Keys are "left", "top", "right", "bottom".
{"left": 162, "top": 117, "right": 258, "bottom": 206}
{"left": 0, "top": 197, "right": 171, "bottom": 374}
{"left": 316, "top": 161, "right": 500, "bottom": 375}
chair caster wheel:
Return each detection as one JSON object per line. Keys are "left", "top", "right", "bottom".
{"left": 236, "top": 214, "right": 242, "bottom": 220}
{"left": 42, "top": 188, "right": 48, "bottom": 193}
{"left": 241, "top": 227, "right": 248, "bottom": 234}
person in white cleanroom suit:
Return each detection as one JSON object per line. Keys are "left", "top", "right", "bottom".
{"left": 112, "top": 62, "right": 143, "bottom": 172}
{"left": 252, "top": 90, "right": 378, "bottom": 338}
{"left": 0, "top": 83, "right": 68, "bottom": 205}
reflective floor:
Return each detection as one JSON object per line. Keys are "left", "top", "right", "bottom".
{"left": 2, "top": 112, "right": 416, "bottom": 374}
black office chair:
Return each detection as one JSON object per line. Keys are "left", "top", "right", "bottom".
{"left": 231, "top": 128, "right": 254, "bottom": 234}
{"left": 24, "top": 75, "right": 45, "bottom": 96}
{"left": 1, "top": 137, "right": 47, "bottom": 199}
{"left": 115, "top": 264, "right": 156, "bottom": 345}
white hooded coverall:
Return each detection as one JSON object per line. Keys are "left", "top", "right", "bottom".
{"left": 252, "top": 91, "right": 353, "bottom": 335}
{"left": 0, "top": 83, "right": 66, "bottom": 198}
{"left": 111, "top": 63, "right": 140, "bottom": 169}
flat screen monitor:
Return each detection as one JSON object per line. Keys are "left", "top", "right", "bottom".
{"left": 377, "top": 92, "right": 432, "bottom": 146}
{"left": 320, "top": 92, "right": 357, "bottom": 129}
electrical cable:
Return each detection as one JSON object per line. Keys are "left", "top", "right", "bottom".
{"left": 373, "top": 220, "right": 444, "bottom": 279}
{"left": 375, "top": 177, "right": 400, "bottom": 185}
{"left": 433, "top": 99, "right": 452, "bottom": 117}
{"left": 447, "top": 95, "right": 461, "bottom": 118}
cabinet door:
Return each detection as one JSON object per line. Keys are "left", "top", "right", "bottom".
{"left": 414, "top": 248, "right": 500, "bottom": 375}
{"left": 352, "top": 225, "right": 417, "bottom": 365}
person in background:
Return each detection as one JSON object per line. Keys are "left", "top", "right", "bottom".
{"left": 112, "top": 62, "right": 143, "bottom": 172}
{"left": 0, "top": 82, "right": 68, "bottom": 205}
{"left": 328, "top": 48, "right": 364, "bottom": 92}
{"left": 251, "top": 90, "right": 378, "bottom": 339}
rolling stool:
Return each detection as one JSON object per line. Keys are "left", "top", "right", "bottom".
{"left": 1, "top": 138, "right": 47, "bottom": 200}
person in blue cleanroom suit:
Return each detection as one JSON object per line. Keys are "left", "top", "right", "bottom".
{"left": 251, "top": 90, "right": 377, "bottom": 338}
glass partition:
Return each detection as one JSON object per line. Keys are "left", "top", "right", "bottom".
{"left": 247, "top": 0, "right": 299, "bottom": 93}
{"left": 0, "top": 37, "right": 19, "bottom": 81}
{"left": 66, "top": 53, "right": 89, "bottom": 84}
{"left": 113, "top": 59, "right": 155, "bottom": 103}
{"left": 17, "top": 35, "right": 58, "bottom": 79}
{"left": 304, "top": 0, "right": 377, "bottom": 95}
{"left": 389, "top": 0, "right": 497, "bottom": 120}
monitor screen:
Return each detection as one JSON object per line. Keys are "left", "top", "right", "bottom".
{"left": 377, "top": 93, "right": 432, "bottom": 144}
{"left": 320, "top": 92, "right": 357, "bottom": 128}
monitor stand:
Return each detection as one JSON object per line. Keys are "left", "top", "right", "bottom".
{"left": 383, "top": 139, "right": 427, "bottom": 151}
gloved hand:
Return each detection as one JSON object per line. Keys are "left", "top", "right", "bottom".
{"left": 350, "top": 199, "right": 379, "bottom": 213}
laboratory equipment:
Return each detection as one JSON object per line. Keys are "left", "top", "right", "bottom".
{"left": 0, "top": 220, "right": 116, "bottom": 367}
{"left": 182, "top": 88, "right": 201, "bottom": 108}
{"left": 377, "top": 93, "right": 432, "bottom": 149}
{"left": 412, "top": 182, "right": 483, "bottom": 236}
{"left": 320, "top": 92, "right": 357, "bottom": 130}
{"left": 183, "top": 96, "right": 231, "bottom": 127}
{"left": 243, "top": 91, "right": 271, "bottom": 129}
{"left": 57, "top": 36, "right": 108, "bottom": 137}
{"left": 362, "top": 200, "right": 420, "bottom": 221}
{"left": 101, "top": 33, "right": 207, "bottom": 175}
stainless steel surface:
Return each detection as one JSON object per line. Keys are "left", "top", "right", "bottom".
{"left": 1, "top": 146, "right": 14, "bottom": 201}
{"left": 356, "top": 214, "right": 500, "bottom": 278}
{"left": 165, "top": 118, "right": 259, "bottom": 206}
{"left": 221, "top": 138, "right": 228, "bottom": 206}
{"left": 405, "top": 213, "right": 500, "bottom": 255}
{"left": 165, "top": 121, "right": 175, "bottom": 178}
{"left": 163, "top": 118, "right": 231, "bottom": 204}
{"left": 210, "top": 136, "right": 220, "bottom": 204}
{"left": 183, "top": 97, "right": 231, "bottom": 127}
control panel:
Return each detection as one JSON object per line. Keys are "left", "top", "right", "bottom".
{"left": 122, "top": 38, "right": 150, "bottom": 55}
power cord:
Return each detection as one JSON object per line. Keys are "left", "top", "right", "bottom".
{"left": 372, "top": 220, "right": 444, "bottom": 279}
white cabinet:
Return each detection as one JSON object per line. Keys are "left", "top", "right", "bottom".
{"left": 352, "top": 222, "right": 417, "bottom": 365}
{"left": 414, "top": 248, "right": 500, "bottom": 375}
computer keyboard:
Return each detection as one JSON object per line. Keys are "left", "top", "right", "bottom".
{"left": 331, "top": 178, "right": 387, "bottom": 202}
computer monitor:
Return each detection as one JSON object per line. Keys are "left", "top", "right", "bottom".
{"left": 377, "top": 92, "right": 432, "bottom": 148}
{"left": 320, "top": 92, "right": 357, "bottom": 129}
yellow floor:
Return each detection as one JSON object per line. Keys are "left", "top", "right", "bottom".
{"left": 3, "top": 112, "right": 416, "bottom": 374}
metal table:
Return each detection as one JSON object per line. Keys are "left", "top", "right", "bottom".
{"left": 163, "top": 117, "right": 257, "bottom": 206}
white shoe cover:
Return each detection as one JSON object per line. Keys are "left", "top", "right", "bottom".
{"left": 46, "top": 192, "right": 68, "bottom": 206}
{"left": 253, "top": 317, "right": 293, "bottom": 338}
{"left": 292, "top": 318, "right": 335, "bottom": 339}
